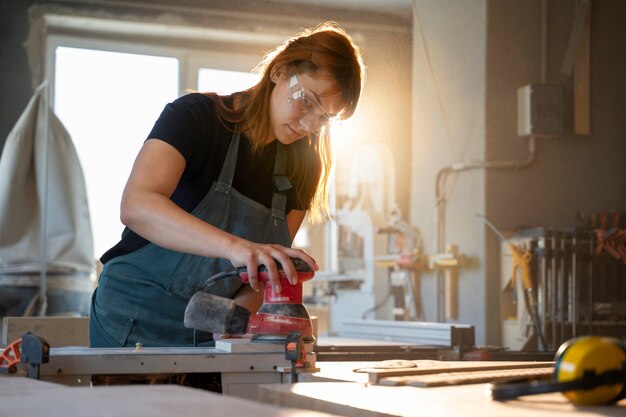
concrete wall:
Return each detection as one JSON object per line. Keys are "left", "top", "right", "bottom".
{"left": 412, "top": 0, "right": 626, "bottom": 345}
{"left": 484, "top": 0, "right": 626, "bottom": 345}
{"left": 0, "top": 1, "right": 34, "bottom": 151}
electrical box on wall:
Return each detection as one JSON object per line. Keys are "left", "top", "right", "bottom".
{"left": 517, "top": 84, "right": 565, "bottom": 138}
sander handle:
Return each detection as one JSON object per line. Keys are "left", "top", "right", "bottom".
{"left": 238, "top": 258, "right": 315, "bottom": 284}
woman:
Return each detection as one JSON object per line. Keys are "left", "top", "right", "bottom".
{"left": 90, "top": 22, "right": 366, "bottom": 347}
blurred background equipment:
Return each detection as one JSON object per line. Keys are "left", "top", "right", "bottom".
{"left": 500, "top": 211, "right": 626, "bottom": 352}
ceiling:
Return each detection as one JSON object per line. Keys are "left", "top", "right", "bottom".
{"left": 272, "top": 0, "right": 413, "bottom": 19}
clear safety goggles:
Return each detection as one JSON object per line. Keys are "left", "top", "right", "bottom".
{"left": 287, "top": 68, "right": 332, "bottom": 133}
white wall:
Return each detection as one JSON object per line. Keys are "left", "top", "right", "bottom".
{"left": 411, "top": 0, "right": 488, "bottom": 341}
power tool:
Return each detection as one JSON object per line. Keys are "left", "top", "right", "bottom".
{"left": 184, "top": 258, "right": 315, "bottom": 343}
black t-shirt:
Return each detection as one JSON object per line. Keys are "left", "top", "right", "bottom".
{"left": 100, "top": 93, "right": 302, "bottom": 264}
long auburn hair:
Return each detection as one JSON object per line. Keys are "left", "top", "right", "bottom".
{"left": 204, "top": 22, "right": 365, "bottom": 223}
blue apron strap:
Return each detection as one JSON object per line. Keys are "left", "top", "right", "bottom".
{"left": 271, "top": 142, "right": 291, "bottom": 219}
{"left": 216, "top": 130, "right": 241, "bottom": 193}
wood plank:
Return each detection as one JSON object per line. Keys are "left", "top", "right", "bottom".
{"left": 2, "top": 316, "right": 89, "bottom": 347}
{"left": 0, "top": 374, "right": 65, "bottom": 394}
{"left": 378, "top": 366, "right": 554, "bottom": 387}
{"left": 216, "top": 338, "right": 314, "bottom": 353}
{"left": 0, "top": 377, "right": 341, "bottom": 417}
{"left": 355, "top": 360, "right": 554, "bottom": 383}
{"left": 216, "top": 338, "right": 286, "bottom": 353}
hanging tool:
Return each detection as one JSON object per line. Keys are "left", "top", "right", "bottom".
{"left": 593, "top": 211, "right": 608, "bottom": 256}
{"left": 184, "top": 258, "right": 315, "bottom": 343}
{"left": 477, "top": 214, "right": 547, "bottom": 350}
{"left": 598, "top": 211, "right": 626, "bottom": 263}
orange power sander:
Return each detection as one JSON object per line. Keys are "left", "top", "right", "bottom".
{"left": 184, "top": 258, "right": 315, "bottom": 343}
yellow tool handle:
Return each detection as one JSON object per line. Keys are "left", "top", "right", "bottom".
{"left": 508, "top": 243, "right": 533, "bottom": 290}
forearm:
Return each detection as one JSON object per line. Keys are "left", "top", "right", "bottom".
{"left": 120, "top": 137, "right": 318, "bottom": 292}
{"left": 121, "top": 191, "right": 241, "bottom": 260}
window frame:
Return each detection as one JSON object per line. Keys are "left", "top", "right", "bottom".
{"left": 45, "top": 36, "right": 263, "bottom": 106}
{"left": 40, "top": 12, "right": 279, "bottom": 101}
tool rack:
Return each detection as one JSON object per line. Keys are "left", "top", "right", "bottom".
{"left": 502, "top": 213, "right": 626, "bottom": 351}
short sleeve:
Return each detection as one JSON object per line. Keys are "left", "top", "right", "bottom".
{"left": 146, "top": 94, "right": 206, "bottom": 165}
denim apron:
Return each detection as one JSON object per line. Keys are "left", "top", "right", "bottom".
{"left": 89, "top": 132, "right": 292, "bottom": 347}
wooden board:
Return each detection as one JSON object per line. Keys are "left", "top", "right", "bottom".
{"left": 0, "top": 376, "right": 340, "bottom": 417}
{"left": 2, "top": 316, "right": 89, "bottom": 347}
{"left": 216, "top": 338, "right": 314, "bottom": 353}
{"left": 260, "top": 381, "right": 626, "bottom": 417}
{"left": 309, "top": 360, "right": 556, "bottom": 387}
{"left": 0, "top": 374, "right": 64, "bottom": 394}
{"left": 216, "top": 338, "right": 286, "bottom": 353}
{"left": 356, "top": 360, "right": 554, "bottom": 383}
{"left": 378, "top": 366, "right": 554, "bottom": 387}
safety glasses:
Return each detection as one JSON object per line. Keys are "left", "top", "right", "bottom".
{"left": 287, "top": 68, "right": 332, "bottom": 133}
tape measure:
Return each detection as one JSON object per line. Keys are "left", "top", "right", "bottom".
{"left": 491, "top": 336, "right": 626, "bottom": 405}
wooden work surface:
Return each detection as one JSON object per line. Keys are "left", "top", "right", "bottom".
{"left": 264, "top": 360, "right": 625, "bottom": 417}
{"left": 0, "top": 376, "right": 339, "bottom": 417}
{"left": 260, "top": 381, "right": 626, "bottom": 417}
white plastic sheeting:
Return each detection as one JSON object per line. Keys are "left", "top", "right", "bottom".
{"left": 0, "top": 82, "right": 94, "bottom": 275}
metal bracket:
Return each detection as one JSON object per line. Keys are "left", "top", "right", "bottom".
{"left": 20, "top": 332, "right": 50, "bottom": 379}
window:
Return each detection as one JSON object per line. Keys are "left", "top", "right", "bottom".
{"left": 54, "top": 47, "right": 179, "bottom": 259}
{"left": 49, "top": 30, "right": 261, "bottom": 261}
{"left": 198, "top": 68, "right": 259, "bottom": 94}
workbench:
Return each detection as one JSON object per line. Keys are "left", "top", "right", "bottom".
{"left": 21, "top": 339, "right": 317, "bottom": 399}
{"left": 259, "top": 380, "right": 626, "bottom": 417}
{"left": 3, "top": 325, "right": 624, "bottom": 417}
{"left": 259, "top": 359, "right": 626, "bottom": 417}
{"left": 4, "top": 356, "right": 625, "bottom": 417}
